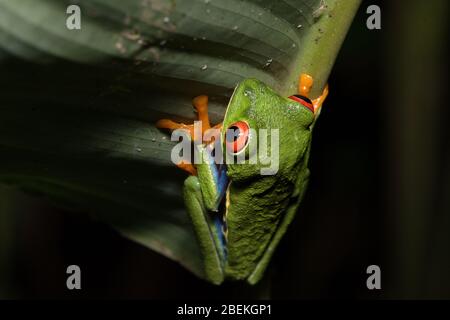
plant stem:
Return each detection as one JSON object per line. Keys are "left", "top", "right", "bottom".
{"left": 287, "top": 0, "right": 362, "bottom": 97}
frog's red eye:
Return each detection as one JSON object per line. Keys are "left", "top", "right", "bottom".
{"left": 289, "top": 95, "right": 314, "bottom": 113}
{"left": 226, "top": 121, "right": 250, "bottom": 154}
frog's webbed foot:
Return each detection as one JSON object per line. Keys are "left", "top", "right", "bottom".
{"left": 312, "top": 84, "right": 329, "bottom": 113}
{"left": 155, "top": 119, "right": 195, "bottom": 137}
{"left": 156, "top": 95, "right": 221, "bottom": 175}
{"left": 298, "top": 73, "right": 329, "bottom": 114}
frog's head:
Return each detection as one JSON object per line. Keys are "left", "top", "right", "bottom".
{"left": 221, "top": 78, "right": 316, "bottom": 182}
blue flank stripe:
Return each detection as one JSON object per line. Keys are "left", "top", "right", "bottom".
{"left": 204, "top": 145, "right": 228, "bottom": 210}
{"left": 204, "top": 145, "right": 228, "bottom": 260}
{"left": 214, "top": 215, "right": 227, "bottom": 261}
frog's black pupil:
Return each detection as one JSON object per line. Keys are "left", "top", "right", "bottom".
{"left": 227, "top": 126, "right": 240, "bottom": 142}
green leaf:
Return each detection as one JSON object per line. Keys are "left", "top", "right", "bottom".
{"left": 0, "top": 0, "right": 360, "bottom": 279}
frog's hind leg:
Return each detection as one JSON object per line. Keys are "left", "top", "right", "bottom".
{"left": 184, "top": 176, "right": 225, "bottom": 285}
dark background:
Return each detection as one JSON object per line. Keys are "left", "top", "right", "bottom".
{"left": 0, "top": 0, "right": 448, "bottom": 299}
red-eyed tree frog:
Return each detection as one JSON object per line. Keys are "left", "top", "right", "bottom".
{"left": 157, "top": 74, "right": 328, "bottom": 285}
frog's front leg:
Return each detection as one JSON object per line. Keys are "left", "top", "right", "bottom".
{"left": 183, "top": 175, "right": 225, "bottom": 285}
{"left": 157, "top": 95, "right": 227, "bottom": 284}
{"left": 156, "top": 95, "right": 221, "bottom": 175}
{"left": 298, "top": 73, "right": 329, "bottom": 114}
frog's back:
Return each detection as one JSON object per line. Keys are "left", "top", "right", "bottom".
{"left": 224, "top": 171, "right": 299, "bottom": 280}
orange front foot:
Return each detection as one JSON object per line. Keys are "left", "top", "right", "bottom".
{"left": 156, "top": 95, "right": 221, "bottom": 175}
{"left": 298, "top": 73, "right": 329, "bottom": 114}
{"left": 312, "top": 84, "right": 329, "bottom": 113}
